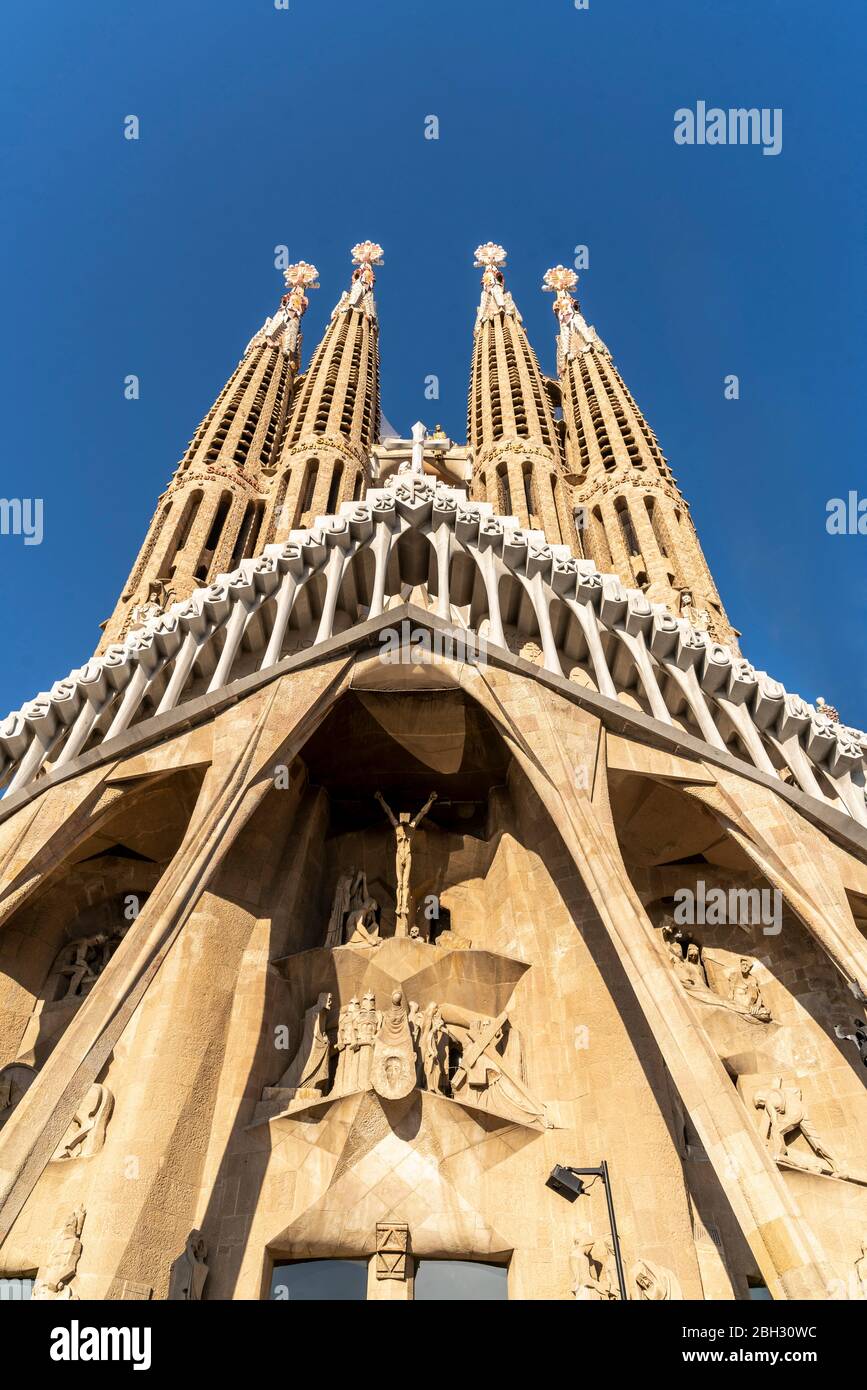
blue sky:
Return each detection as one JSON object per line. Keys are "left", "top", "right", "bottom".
{"left": 1, "top": 0, "right": 865, "bottom": 721}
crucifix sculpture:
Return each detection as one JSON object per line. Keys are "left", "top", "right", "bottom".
{"left": 374, "top": 790, "right": 437, "bottom": 937}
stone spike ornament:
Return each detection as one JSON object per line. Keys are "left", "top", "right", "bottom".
{"left": 543, "top": 265, "right": 580, "bottom": 367}
{"left": 277, "top": 261, "right": 319, "bottom": 361}
{"left": 472, "top": 243, "right": 520, "bottom": 332}
{"left": 350, "top": 240, "right": 384, "bottom": 284}
{"left": 283, "top": 260, "right": 320, "bottom": 291}
{"left": 542, "top": 263, "right": 579, "bottom": 322}
{"left": 0, "top": 244, "right": 865, "bottom": 1308}
{"left": 473, "top": 241, "right": 508, "bottom": 273}
{"left": 542, "top": 264, "right": 578, "bottom": 295}
{"left": 332, "top": 241, "right": 384, "bottom": 321}
{"left": 282, "top": 260, "right": 320, "bottom": 319}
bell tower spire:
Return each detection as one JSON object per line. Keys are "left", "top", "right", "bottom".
{"left": 264, "top": 242, "right": 383, "bottom": 540}
{"left": 98, "top": 262, "right": 317, "bottom": 651}
{"left": 544, "top": 264, "right": 739, "bottom": 648}
{"left": 467, "top": 244, "right": 576, "bottom": 546}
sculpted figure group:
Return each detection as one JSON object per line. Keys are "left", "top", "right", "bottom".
{"left": 47, "top": 923, "right": 132, "bottom": 1003}
{"left": 662, "top": 924, "right": 772, "bottom": 1024}
{"left": 325, "top": 792, "right": 438, "bottom": 947}
{"left": 265, "top": 987, "right": 548, "bottom": 1126}
{"left": 570, "top": 1237, "right": 682, "bottom": 1301}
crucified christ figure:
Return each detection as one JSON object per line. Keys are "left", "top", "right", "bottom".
{"left": 374, "top": 790, "right": 437, "bottom": 937}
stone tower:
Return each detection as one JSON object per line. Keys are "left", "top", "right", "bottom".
{"left": 1, "top": 243, "right": 866, "bottom": 1305}
{"left": 468, "top": 244, "right": 577, "bottom": 548}
{"left": 98, "top": 261, "right": 321, "bottom": 652}
{"left": 263, "top": 241, "right": 383, "bottom": 546}
{"left": 542, "top": 263, "right": 737, "bottom": 649}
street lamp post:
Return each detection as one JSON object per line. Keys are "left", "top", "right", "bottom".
{"left": 546, "top": 1158, "right": 628, "bottom": 1301}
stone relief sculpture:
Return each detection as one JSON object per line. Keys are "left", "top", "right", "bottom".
{"left": 753, "top": 1078, "right": 837, "bottom": 1176}
{"left": 376, "top": 1222, "right": 410, "bottom": 1280}
{"left": 46, "top": 923, "right": 132, "bottom": 1003}
{"left": 333, "top": 992, "right": 380, "bottom": 1094}
{"left": 324, "top": 870, "right": 368, "bottom": 948}
{"left": 371, "top": 991, "right": 417, "bottom": 1100}
{"left": 262, "top": 889, "right": 549, "bottom": 1124}
{"left": 345, "top": 894, "right": 381, "bottom": 948}
{"left": 375, "top": 789, "right": 437, "bottom": 936}
{"left": 662, "top": 924, "right": 772, "bottom": 1025}
{"left": 631, "top": 1258, "right": 683, "bottom": 1300}
{"left": 571, "top": 1237, "right": 619, "bottom": 1301}
{"left": 51, "top": 1084, "right": 114, "bottom": 1162}
{"left": 667, "top": 938, "right": 707, "bottom": 992}
{"left": 440, "top": 1004, "right": 548, "bottom": 1126}
{"left": 333, "top": 997, "right": 361, "bottom": 1094}
{"left": 355, "top": 991, "right": 379, "bottom": 1089}
{"left": 0, "top": 1061, "right": 37, "bottom": 1130}
{"left": 433, "top": 927, "right": 472, "bottom": 951}
{"left": 418, "top": 1002, "right": 448, "bottom": 1095}
{"left": 275, "top": 992, "right": 333, "bottom": 1098}
{"left": 168, "top": 1230, "right": 209, "bottom": 1301}
{"left": 48, "top": 933, "right": 110, "bottom": 1001}
{"left": 261, "top": 985, "right": 548, "bottom": 1126}
{"left": 727, "top": 958, "right": 772, "bottom": 1021}
{"left": 33, "top": 1206, "right": 85, "bottom": 1300}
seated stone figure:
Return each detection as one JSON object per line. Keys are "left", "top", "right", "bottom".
{"left": 727, "top": 958, "right": 772, "bottom": 1021}
{"left": 345, "top": 896, "right": 381, "bottom": 948}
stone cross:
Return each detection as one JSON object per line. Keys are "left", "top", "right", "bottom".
{"left": 410, "top": 421, "right": 427, "bottom": 474}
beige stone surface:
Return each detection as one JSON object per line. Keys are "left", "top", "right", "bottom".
{"left": 0, "top": 636, "right": 863, "bottom": 1301}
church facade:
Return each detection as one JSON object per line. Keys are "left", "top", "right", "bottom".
{"left": 0, "top": 242, "right": 866, "bottom": 1302}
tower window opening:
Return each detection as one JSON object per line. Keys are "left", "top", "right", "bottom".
{"left": 230, "top": 502, "right": 256, "bottom": 569}
{"left": 327, "top": 462, "right": 344, "bottom": 515}
{"left": 296, "top": 459, "right": 319, "bottom": 525}
{"left": 198, "top": 491, "right": 233, "bottom": 577}
{"left": 644, "top": 496, "right": 669, "bottom": 558}
{"left": 592, "top": 507, "right": 612, "bottom": 570}
{"left": 497, "top": 464, "right": 512, "bottom": 516}
{"left": 522, "top": 466, "right": 539, "bottom": 526}
{"left": 615, "top": 497, "right": 640, "bottom": 556}
{"left": 549, "top": 473, "right": 564, "bottom": 544}
{"left": 171, "top": 491, "right": 202, "bottom": 558}
{"left": 240, "top": 500, "right": 265, "bottom": 561}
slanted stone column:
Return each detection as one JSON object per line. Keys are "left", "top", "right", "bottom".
{"left": 460, "top": 660, "right": 831, "bottom": 1298}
